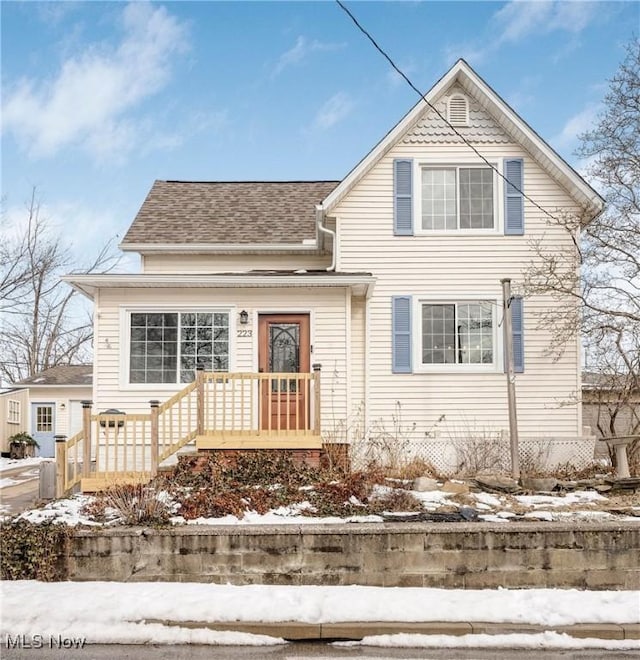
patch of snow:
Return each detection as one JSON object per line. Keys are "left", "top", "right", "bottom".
{"left": 1, "top": 583, "right": 638, "bottom": 630}
{"left": 0, "top": 477, "right": 22, "bottom": 489}
{"left": 524, "top": 511, "right": 554, "bottom": 522}
{"left": 473, "top": 492, "right": 503, "bottom": 508}
{"left": 17, "top": 495, "right": 104, "bottom": 527}
{"left": 349, "top": 632, "right": 640, "bottom": 650}
{"left": 516, "top": 491, "right": 607, "bottom": 508}
{"left": 0, "top": 457, "right": 44, "bottom": 474}
{"left": 478, "top": 514, "right": 510, "bottom": 523}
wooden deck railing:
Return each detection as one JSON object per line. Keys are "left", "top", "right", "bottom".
{"left": 54, "top": 365, "right": 322, "bottom": 495}
{"left": 199, "top": 369, "right": 321, "bottom": 438}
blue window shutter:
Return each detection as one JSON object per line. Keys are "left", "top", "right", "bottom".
{"left": 509, "top": 296, "right": 524, "bottom": 373}
{"left": 393, "top": 159, "right": 413, "bottom": 236}
{"left": 392, "top": 296, "right": 412, "bottom": 373}
{"left": 504, "top": 158, "right": 524, "bottom": 235}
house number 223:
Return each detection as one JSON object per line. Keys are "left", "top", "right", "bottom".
{"left": 237, "top": 329, "right": 253, "bottom": 337}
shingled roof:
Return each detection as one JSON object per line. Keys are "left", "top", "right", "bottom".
{"left": 18, "top": 365, "right": 93, "bottom": 386}
{"left": 121, "top": 180, "right": 340, "bottom": 247}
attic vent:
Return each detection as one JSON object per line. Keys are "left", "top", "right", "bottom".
{"left": 448, "top": 94, "right": 468, "bottom": 126}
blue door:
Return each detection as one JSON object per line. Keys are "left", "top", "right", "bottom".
{"left": 31, "top": 403, "right": 55, "bottom": 458}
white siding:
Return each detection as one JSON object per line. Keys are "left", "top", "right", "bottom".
{"left": 333, "top": 121, "right": 582, "bottom": 442}
{"left": 28, "top": 386, "right": 93, "bottom": 439}
{"left": 94, "top": 287, "right": 348, "bottom": 435}
{"left": 142, "top": 254, "right": 331, "bottom": 274}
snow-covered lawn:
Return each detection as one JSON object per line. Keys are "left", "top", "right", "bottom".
{"left": 1, "top": 582, "right": 638, "bottom": 648}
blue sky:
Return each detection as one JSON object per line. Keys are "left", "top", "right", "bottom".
{"left": 2, "top": 1, "right": 638, "bottom": 269}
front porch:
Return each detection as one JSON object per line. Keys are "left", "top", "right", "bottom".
{"left": 55, "top": 367, "right": 323, "bottom": 494}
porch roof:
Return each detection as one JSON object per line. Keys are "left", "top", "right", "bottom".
{"left": 62, "top": 270, "right": 376, "bottom": 300}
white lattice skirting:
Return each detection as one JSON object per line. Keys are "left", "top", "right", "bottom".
{"left": 351, "top": 435, "right": 597, "bottom": 476}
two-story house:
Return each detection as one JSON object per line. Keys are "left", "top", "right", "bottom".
{"left": 63, "top": 59, "right": 603, "bottom": 491}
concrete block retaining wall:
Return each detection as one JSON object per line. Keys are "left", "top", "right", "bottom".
{"left": 68, "top": 522, "right": 640, "bottom": 589}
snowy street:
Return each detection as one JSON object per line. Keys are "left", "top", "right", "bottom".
{"left": 1, "top": 582, "right": 638, "bottom": 651}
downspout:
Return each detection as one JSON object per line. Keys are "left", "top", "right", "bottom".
{"left": 315, "top": 205, "right": 336, "bottom": 272}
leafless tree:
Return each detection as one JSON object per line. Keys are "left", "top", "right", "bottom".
{"left": 0, "top": 188, "right": 118, "bottom": 383}
{"left": 524, "top": 39, "right": 639, "bottom": 465}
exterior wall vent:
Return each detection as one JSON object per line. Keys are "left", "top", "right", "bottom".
{"left": 448, "top": 94, "right": 469, "bottom": 126}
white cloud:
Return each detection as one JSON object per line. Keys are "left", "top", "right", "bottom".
{"left": 272, "top": 36, "right": 345, "bottom": 77}
{"left": 312, "top": 92, "right": 354, "bottom": 130}
{"left": 552, "top": 103, "right": 600, "bottom": 152}
{"left": 2, "top": 2, "right": 189, "bottom": 161}
{"left": 494, "top": 1, "right": 599, "bottom": 44}
{"left": 447, "top": 1, "right": 601, "bottom": 66}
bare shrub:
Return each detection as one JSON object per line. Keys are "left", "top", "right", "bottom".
{"left": 100, "top": 483, "right": 172, "bottom": 526}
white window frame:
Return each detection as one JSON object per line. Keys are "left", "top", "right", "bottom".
{"left": 413, "top": 295, "right": 501, "bottom": 373}
{"left": 7, "top": 399, "right": 21, "bottom": 424}
{"left": 120, "top": 305, "right": 236, "bottom": 390}
{"left": 414, "top": 159, "right": 503, "bottom": 236}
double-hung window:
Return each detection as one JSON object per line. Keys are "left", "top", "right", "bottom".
{"left": 129, "top": 311, "right": 229, "bottom": 384}
{"left": 421, "top": 301, "right": 494, "bottom": 366}
{"left": 421, "top": 166, "right": 495, "bottom": 231}
{"left": 7, "top": 400, "right": 20, "bottom": 424}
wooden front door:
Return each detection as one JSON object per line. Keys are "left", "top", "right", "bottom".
{"left": 258, "top": 314, "right": 310, "bottom": 432}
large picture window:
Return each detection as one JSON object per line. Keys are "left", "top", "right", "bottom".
{"left": 421, "top": 166, "right": 494, "bottom": 231}
{"left": 129, "top": 311, "right": 229, "bottom": 384}
{"left": 421, "top": 302, "right": 493, "bottom": 366}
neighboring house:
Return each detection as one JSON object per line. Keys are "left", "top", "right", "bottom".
{"left": 0, "top": 388, "right": 30, "bottom": 454}
{"left": 62, "top": 60, "right": 604, "bottom": 489}
{"left": 582, "top": 372, "right": 640, "bottom": 439}
{"left": 3, "top": 366, "right": 94, "bottom": 458}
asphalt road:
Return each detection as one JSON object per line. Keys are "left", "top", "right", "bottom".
{"left": 0, "top": 465, "right": 41, "bottom": 515}
{"left": 3, "top": 644, "right": 639, "bottom": 660}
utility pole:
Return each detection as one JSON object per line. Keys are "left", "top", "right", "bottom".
{"left": 501, "top": 278, "right": 520, "bottom": 480}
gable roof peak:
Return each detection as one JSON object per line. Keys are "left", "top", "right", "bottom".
{"left": 322, "top": 60, "right": 604, "bottom": 217}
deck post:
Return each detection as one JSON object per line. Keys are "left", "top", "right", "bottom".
{"left": 150, "top": 400, "right": 160, "bottom": 476}
{"left": 312, "top": 363, "right": 322, "bottom": 435}
{"left": 196, "top": 367, "right": 205, "bottom": 435}
{"left": 54, "top": 435, "right": 67, "bottom": 498}
{"left": 81, "top": 400, "right": 92, "bottom": 478}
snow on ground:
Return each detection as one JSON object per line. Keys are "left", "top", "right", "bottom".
{"left": 0, "top": 456, "right": 44, "bottom": 474}
{"left": 17, "top": 495, "right": 106, "bottom": 526}
{"left": 2, "top": 582, "right": 638, "bottom": 628}
{"left": 1, "top": 582, "right": 638, "bottom": 647}
{"left": 341, "top": 632, "right": 640, "bottom": 651}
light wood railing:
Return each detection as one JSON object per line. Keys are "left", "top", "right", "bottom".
{"left": 198, "top": 370, "right": 320, "bottom": 437}
{"left": 54, "top": 365, "right": 322, "bottom": 495}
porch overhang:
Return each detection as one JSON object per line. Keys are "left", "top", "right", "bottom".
{"left": 62, "top": 271, "right": 376, "bottom": 300}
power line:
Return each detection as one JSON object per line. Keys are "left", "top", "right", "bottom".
{"left": 335, "top": 0, "right": 567, "bottom": 226}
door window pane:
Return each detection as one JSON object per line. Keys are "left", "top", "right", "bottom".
{"left": 269, "top": 323, "right": 300, "bottom": 391}
{"left": 36, "top": 406, "right": 53, "bottom": 432}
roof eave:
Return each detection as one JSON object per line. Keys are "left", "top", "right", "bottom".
{"left": 118, "top": 242, "right": 320, "bottom": 254}
{"left": 61, "top": 273, "right": 377, "bottom": 299}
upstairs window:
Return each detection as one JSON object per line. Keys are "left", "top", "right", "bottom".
{"left": 421, "top": 166, "right": 495, "bottom": 231}
{"left": 448, "top": 94, "right": 469, "bottom": 125}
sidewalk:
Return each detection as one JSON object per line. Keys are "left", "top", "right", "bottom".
{"left": 153, "top": 620, "right": 640, "bottom": 641}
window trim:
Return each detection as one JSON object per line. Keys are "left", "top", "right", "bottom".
{"left": 413, "top": 296, "right": 501, "bottom": 373}
{"left": 7, "top": 399, "right": 21, "bottom": 424}
{"left": 414, "top": 160, "right": 503, "bottom": 236}
{"left": 120, "top": 305, "right": 236, "bottom": 390}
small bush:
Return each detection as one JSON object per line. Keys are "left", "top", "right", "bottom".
{"left": 0, "top": 520, "right": 71, "bottom": 580}
{"left": 369, "top": 488, "right": 424, "bottom": 513}
{"left": 99, "top": 483, "right": 172, "bottom": 526}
